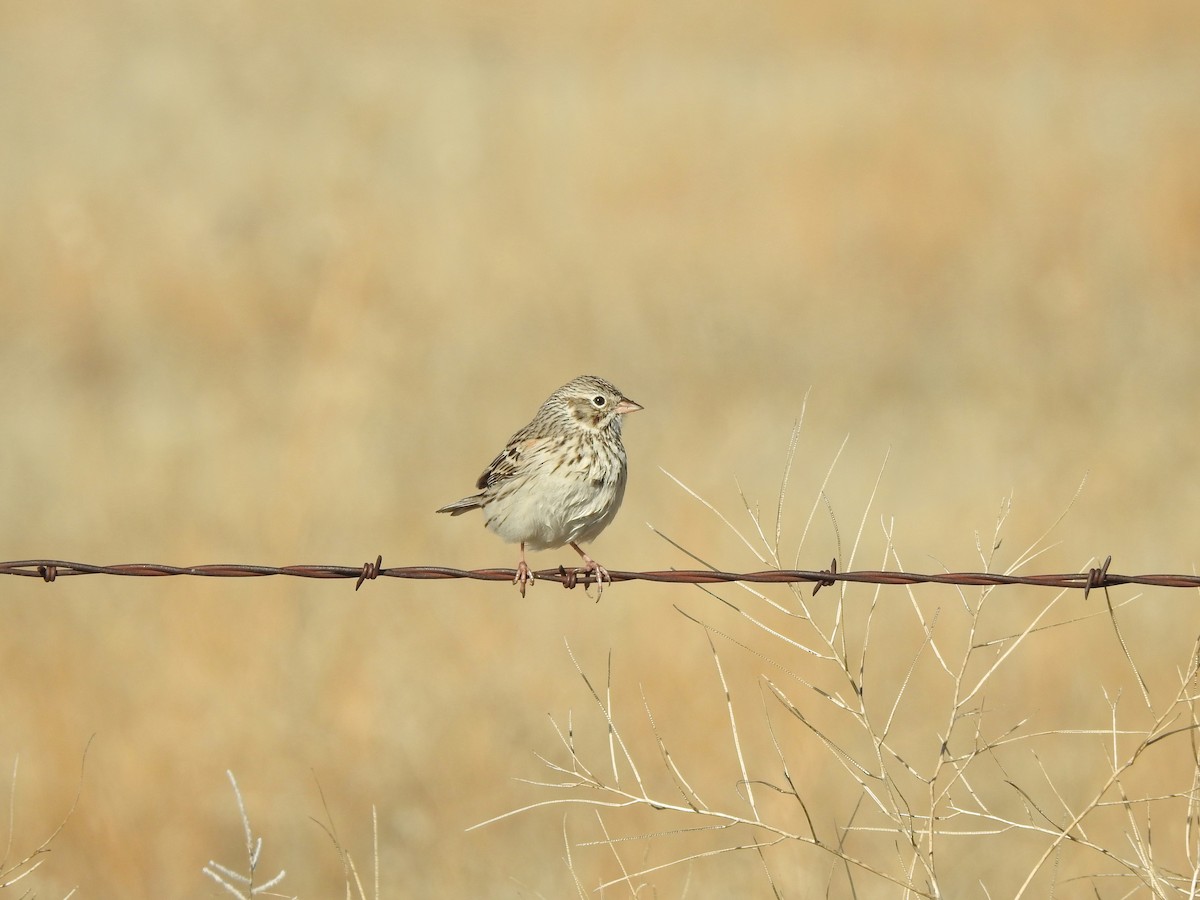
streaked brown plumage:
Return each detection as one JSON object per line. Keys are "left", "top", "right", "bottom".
{"left": 436, "top": 375, "right": 642, "bottom": 596}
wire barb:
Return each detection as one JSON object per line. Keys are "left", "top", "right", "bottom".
{"left": 1083, "top": 554, "right": 1113, "bottom": 601}
{"left": 558, "top": 565, "right": 578, "bottom": 590}
{"left": 812, "top": 557, "right": 838, "bottom": 595}
{"left": 355, "top": 555, "right": 383, "bottom": 591}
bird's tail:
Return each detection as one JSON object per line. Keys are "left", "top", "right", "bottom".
{"left": 435, "top": 494, "right": 484, "bottom": 516}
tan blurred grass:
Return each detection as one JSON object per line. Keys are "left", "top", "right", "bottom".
{"left": 1, "top": 0, "right": 1199, "bottom": 894}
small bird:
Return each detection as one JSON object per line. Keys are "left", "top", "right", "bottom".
{"left": 436, "top": 375, "right": 642, "bottom": 597}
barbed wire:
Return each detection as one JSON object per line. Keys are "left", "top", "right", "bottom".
{"left": 1, "top": 555, "right": 1195, "bottom": 597}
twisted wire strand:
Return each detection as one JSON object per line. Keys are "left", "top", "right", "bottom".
{"left": 0, "top": 555, "right": 1190, "bottom": 594}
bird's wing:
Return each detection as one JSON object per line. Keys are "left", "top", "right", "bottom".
{"left": 476, "top": 436, "right": 544, "bottom": 489}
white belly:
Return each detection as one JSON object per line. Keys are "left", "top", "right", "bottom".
{"left": 484, "top": 468, "right": 627, "bottom": 550}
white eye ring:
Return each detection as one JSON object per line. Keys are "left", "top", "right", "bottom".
{"left": 592, "top": 395, "right": 606, "bottom": 407}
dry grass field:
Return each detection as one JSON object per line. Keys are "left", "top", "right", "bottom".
{"left": 2, "top": 0, "right": 1200, "bottom": 896}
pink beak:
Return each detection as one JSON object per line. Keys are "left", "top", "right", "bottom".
{"left": 615, "top": 398, "right": 643, "bottom": 415}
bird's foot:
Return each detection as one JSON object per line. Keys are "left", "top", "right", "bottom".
{"left": 568, "top": 541, "right": 611, "bottom": 600}
{"left": 577, "top": 560, "right": 611, "bottom": 601}
{"left": 513, "top": 560, "right": 534, "bottom": 597}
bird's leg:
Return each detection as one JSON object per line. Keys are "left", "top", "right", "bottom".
{"left": 514, "top": 542, "right": 534, "bottom": 597}
{"left": 569, "top": 542, "right": 610, "bottom": 599}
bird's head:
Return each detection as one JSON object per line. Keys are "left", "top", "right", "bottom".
{"left": 556, "top": 375, "right": 642, "bottom": 432}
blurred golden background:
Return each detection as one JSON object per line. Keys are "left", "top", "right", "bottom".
{"left": 2, "top": 0, "right": 1199, "bottom": 894}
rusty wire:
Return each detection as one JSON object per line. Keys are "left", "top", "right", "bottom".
{"left": 0, "top": 554, "right": 1196, "bottom": 596}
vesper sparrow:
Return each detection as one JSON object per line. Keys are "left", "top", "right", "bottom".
{"left": 436, "top": 375, "right": 642, "bottom": 596}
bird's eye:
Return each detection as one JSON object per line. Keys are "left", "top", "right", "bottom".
{"left": 592, "top": 395, "right": 606, "bottom": 408}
